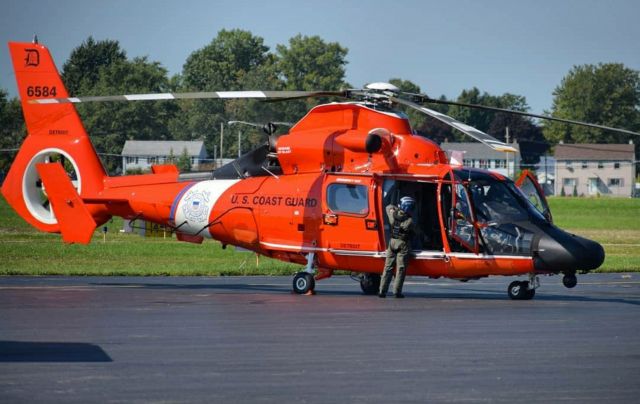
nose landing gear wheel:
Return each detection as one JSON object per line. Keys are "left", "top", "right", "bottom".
{"left": 562, "top": 273, "right": 577, "bottom": 288}
{"left": 360, "top": 274, "right": 381, "bottom": 295}
{"left": 508, "top": 281, "right": 535, "bottom": 300}
{"left": 293, "top": 272, "right": 315, "bottom": 294}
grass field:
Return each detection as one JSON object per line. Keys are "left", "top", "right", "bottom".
{"left": 1, "top": 195, "right": 639, "bottom": 275}
{"left": 0, "top": 196, "right": 300, "bottom": 276}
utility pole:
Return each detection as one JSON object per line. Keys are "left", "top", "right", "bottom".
{"left": 220, "top": 122, "right": 224, "bottom": 167}
{"left": 505, "top": 126, "right": 510, "bottom": 178}
{"left": 544, "top": 154, "right": 548, "bottom": 189}
{"left": 238, "top": 128, "right": 241, "bottom": 158}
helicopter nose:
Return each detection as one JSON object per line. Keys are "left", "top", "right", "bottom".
{"left": 533, "top": 228, "right": 605, "bottom": 273}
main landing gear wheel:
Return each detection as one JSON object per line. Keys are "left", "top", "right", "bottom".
{"left": 293, "top": 272, "right": 315, "bottom": 294}
{"left": 508, "top": 281, "right": 535, "bottom": 300}
{"left": 562, "top": 273, "right": 578, "bottom": 289}
{"left": 360, "top": 274, "right": 381, "bottom": 295}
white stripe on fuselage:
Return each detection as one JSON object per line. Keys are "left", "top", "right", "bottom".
{"left": 174, "top": 180, "right": 239, "bottom": 237}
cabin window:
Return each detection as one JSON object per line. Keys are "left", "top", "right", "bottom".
{"left": 327, "top": 184, "right": 369, "bottom": 215}
{"left": 614, "top": 162, "right": 620, "bottom": 169}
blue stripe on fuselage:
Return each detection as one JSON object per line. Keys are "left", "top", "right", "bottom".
{"left": 169, "top": 182, "right": 196, "bottom": 224}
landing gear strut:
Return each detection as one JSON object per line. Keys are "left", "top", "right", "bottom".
{"left": 359, "top": 274, "right": 381, "bottom": 295}
{"left": 562, "top": 273, "right": 578, "bottom": 288}
{"left": 293, "top": 252, "right": 316, "bottom": 295}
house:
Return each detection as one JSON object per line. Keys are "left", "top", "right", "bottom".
{"left": 554, "top": 142, "right": 636, "bottom": 197}
{"left": 439, "top": 141, "right": 521, "bottom": 178}
{"left": 121, "top": 140, "right": 208, "bottom": 173}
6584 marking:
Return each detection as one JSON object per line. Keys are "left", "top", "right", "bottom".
{"left": 27, "top": 86, "right": 56, "bottom": 97}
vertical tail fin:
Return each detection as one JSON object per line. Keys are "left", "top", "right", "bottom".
{"left": 2, "top": 41, "right": 107, "bottom": 233}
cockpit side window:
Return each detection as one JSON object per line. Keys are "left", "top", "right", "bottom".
{"left": 452, "top": 183, "right": 477, "bottom": 251}
{"left": 468, "top": 178, "right": 534, "bottom": 256}
{"left": 440, "top": 173, "right": 478, "bottom": 253}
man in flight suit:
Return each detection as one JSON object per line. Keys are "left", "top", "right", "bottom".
{"left": 379, "top": 196, "right": 416, "bottom": 298}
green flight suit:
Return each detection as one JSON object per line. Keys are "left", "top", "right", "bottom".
{"left": 379, "top": 204, "right": 414, "bottom": 296}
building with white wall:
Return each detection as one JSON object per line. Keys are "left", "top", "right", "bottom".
{"left": 554, "top": 143, "right": 636, "bottom": 197}
{"left": 121, "top": 141, "right": 208, "bottom": 173}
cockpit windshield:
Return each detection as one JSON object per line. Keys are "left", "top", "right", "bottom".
{"left": 446, "top": 170, "right": 544, "bottom": 256}
{"left": 468, "top": 179, "right": 530, "bottom": 225}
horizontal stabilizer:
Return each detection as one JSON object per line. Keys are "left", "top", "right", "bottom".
{"left": 35, "top": 162, "right": 97, "bottom": 244}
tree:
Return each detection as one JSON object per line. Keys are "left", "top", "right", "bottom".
{"left": 543, "top": 63, "right": 640, "bottom": 145}
{"left": 167, "top": 148, "right": 176, "bottom": 164}
{"left": 61, "top": 37, "right": 177, "bottom": 173}
{"left": 487, "top": 112, "right": 546, "bottom": 166}
{"left": 445, "top": 88, "right": 547, "bottom": 164}
{"left": 0, "top": 89, "right": 25, "bottom": 177}
{"left": 61, "top": 37, "right": 127, "bottom": 95}
{"left": 177, "top": 30, "right": 274, "bottom": 156}
{"left": 447, "top": 88, "right": 529, "bottom": 135}
{"left": 276, "top": 34, "right": 349, "bottom": 121}
{"left": 177, "top": 147, "right": 192, "bottom": 172}
{"left": 386, "top": 78, "right": 454, "bottom": 143}
{"left": 82, "top": 57, "right": 178, "bottom": 173}
{"left": 276, "top": 34, "right": 348, "bottom": 91}
{"left": 388, "top": 78, "right": 427, "bottom": 129}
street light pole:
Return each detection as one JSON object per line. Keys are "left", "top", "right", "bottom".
{"left": 220, "top": 122, "right": 224, "bottom": 167}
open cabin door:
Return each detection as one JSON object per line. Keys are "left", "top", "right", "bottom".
{"left": 440, "top": 171, "right": 479, "bottom": 254}
{"left": 381, "top": 177, "right": 443, "bottom": 254}
{"left": 442, "top": 174, "right": 478, "bottom": 254}
{"left": 516, "top": 169, "right": 552, "bottom": 223}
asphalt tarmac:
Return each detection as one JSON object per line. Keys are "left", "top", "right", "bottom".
{"left": 1, "top": 274, "right": 639, "bottom": 403}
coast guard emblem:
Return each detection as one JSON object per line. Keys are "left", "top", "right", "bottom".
{"left": 182, "top": 189, "right": 211, "bottom": 223}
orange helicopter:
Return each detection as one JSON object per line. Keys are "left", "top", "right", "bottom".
{"left": 4, "top": 40, "right": 637, "bottom": 299}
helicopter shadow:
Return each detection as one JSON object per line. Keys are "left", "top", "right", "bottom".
{"left": 94, "top": 281, "right": 401, "bottom": 298}
{"left": 0, "top": 340, "right": 112, "bottom": 362}
{"left": 422, "top": 285, "right": 640, "bottom": 306}
{"left": 92, "top": 281, "right": 640, "bottom": 306}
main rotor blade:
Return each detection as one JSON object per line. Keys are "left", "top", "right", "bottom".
{"left": 389, "top": 96, "right": 518, "bottom": 152}
{"left": 415, "top": 96, "right": 640, "bottom": 137}
{"left": 29, "top": 90, "right": 348, "bottom": 104}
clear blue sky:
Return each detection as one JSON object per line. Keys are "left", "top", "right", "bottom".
{"left": 1, "top": 0, "right": 639, "bottom": 113}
